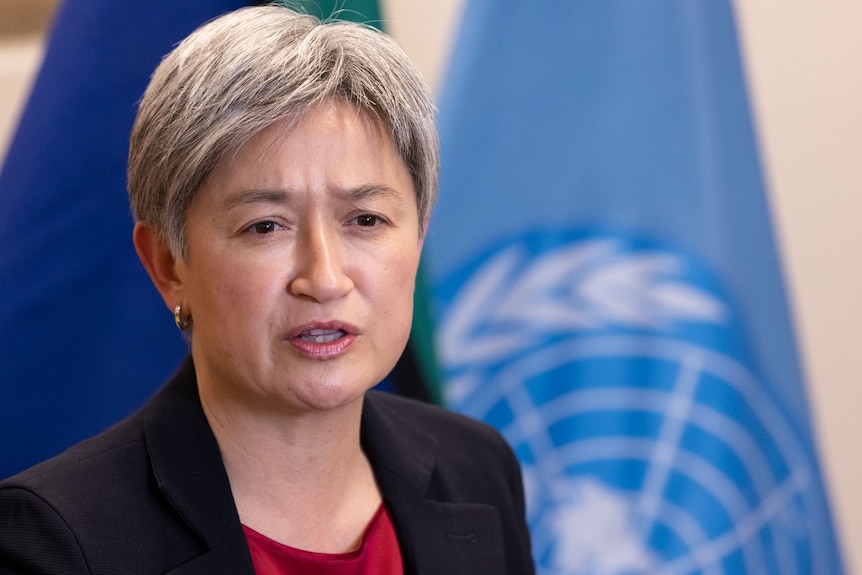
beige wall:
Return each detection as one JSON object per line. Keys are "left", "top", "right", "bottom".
{"left": 734, "top": 4, "right": 862, "bottom": 573}
{"left": 0, "top": 0, "right": 54, "bottom": 157}
{"left": 0, "top": 38, "right": 41, "bottom": 159}
{"left": 1, "top": 1, "right": 859, "bottom": 571}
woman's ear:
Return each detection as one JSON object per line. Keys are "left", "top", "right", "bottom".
{"left": 132, "top": 222, "right": 184, "bottom": 309}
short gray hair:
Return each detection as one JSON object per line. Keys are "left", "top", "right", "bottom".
{"left": 128, "top": 5, "right": 438, "bottom": 259}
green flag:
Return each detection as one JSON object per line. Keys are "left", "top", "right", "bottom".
{"left": 278, "top": 0, "right": 381, "bottom": 27}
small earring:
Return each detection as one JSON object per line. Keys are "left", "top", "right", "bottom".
{"left": 173, "top": 304, "right": 191, "bottom": 331}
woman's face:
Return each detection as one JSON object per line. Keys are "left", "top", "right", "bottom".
{"left": 177, "top": 100, "right": 424, "bottom": 415}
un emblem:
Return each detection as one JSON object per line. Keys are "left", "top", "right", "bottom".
{"left": 434, "top": 230, "right": 837, "bottom": 574}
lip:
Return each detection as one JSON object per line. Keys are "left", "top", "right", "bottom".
{"left": 286, "top": 321, "right": 359, "bottom": 359}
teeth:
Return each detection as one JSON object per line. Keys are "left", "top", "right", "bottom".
{"left": 302, "top": 329, "right": 344, "bottom": 343}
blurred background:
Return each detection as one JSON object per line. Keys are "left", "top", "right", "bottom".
{"left": 1, "top": 0, "right": 859, "bottom": 571}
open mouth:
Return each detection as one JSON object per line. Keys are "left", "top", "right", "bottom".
{"left": 300, "top": 329, "right": 346, "bottom": 343}
{"left": 288, "top": 322, "right": 358, "bottom": 359}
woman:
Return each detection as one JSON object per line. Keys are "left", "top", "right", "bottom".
{"left": 0, "top": 5, "right": 534, "bottom": 574}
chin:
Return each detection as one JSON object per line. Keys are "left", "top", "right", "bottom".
{"left": 292, "top": 377, "right": 372, "bottom": 413}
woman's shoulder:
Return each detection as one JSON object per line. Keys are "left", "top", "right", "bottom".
{"left": 0, "top": 407, "right": 147, "bottom": 499}
{"left": 0, "top": 411, "right": 152, "bottom": 572}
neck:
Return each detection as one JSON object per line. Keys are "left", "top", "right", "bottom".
{"left": 199, "top": 383, "right": 381, "bottom": 553}
{"left": 209, "top": 399, "right": 364, "bottom": 482}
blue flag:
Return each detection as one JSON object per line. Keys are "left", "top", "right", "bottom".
{"left": 0, "top": 0, "right": 255, "bottom": 478}
{"left": 427, "top": 1, "right": 845, "bottom": 573}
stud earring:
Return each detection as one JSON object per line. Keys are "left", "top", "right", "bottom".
{"left": 173, "top": 304, "right": 191, "bottom": 331}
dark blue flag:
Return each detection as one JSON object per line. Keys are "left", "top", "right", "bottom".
{"left": 427, "top": 0, "right": 845, "bottom": 572}
{"left": 0, "top": 0, "right": 255, "bottom": 478}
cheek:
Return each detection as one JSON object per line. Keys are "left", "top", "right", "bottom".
{"left": 383, "top": 242, "right": 420, "bottom": 283}
{"left": 382, "top": 251, "right": 421, "bottom": 320}
{"left": 351, "top": 247, "right": 417, "bottom": 321}
{"left": 189, "top": 256, "right": 282, "bottom": 322}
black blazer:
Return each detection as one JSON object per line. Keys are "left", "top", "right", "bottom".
{"left": 0, "top": 357, "right": 534, "bottom": 574}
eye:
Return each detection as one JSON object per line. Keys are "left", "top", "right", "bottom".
{"left": 355, "top": 214, "right": 381, "bottom": 227}
{"left": 248, "top": 221, "right": 281, "bottom": 234}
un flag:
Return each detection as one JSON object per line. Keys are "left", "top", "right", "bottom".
{"left": 426, "top": 1, "right": 845, "bottom": 573}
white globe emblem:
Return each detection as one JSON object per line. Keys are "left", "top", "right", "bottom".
{"left": 435, "top": 235, "right": 837, "bottom": 574}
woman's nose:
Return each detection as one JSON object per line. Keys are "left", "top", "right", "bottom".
{"left": 288, "top": 223, "right": 354, "bottom": 302}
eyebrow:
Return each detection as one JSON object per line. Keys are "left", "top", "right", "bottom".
{"left": 335, "top": 184, "right": 402, "bottom": 202}
{"left": 222, "top": 188, "right": 293, "bottom": 211}
{"left": 222, "top": 184, "right": 402, "bottom": 211}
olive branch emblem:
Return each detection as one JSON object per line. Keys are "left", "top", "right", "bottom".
{"left": 438, "top": 239, "right": 728, "bottom": 368}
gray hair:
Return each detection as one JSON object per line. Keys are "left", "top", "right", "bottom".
{"left": 128, "top": 5, "right": 438, "bottom": 259}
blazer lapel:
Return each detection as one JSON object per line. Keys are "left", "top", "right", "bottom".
{"left": 380, "top": 482, "right": 507, "bottom": 575}
{"left": 361, "top": 392, "right": 507, "bottom": 575}
{"left": 142, "top": 358, "right": 256, "bottom": 575}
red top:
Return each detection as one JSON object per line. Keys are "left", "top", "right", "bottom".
{"left": 242, "top": 504, "right": 404, "bottom": 575}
